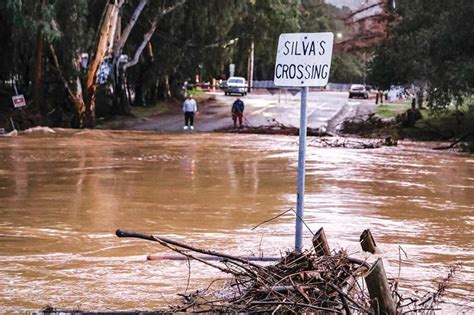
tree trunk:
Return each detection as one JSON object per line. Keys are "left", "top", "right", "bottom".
{"left": 111, "top": 0, "right": 148, "bottom": 114}
{"left": 364, "top": 258, "right": 396, "bottom": 315}
{"left": 33, "top": 30, "right": 45, "bottom": 115}
{"left": 134, "top": 61, "right": 145, "bottom": 106}
{"left": 49, "top": 44, "right": 87, "bottom": 128}
{"left": 416, "top": 90, "right": 424, "bottom": 110}
{"left": 164, "top": 75, "right": 172, "bottom": 99}
{"left": 113, "top": 68, "right": 131, "bottom": 114}
{"left": 247, "top": 41, "right": 254, "bottom": 93}
{"left": 84, "top": 0, "right": 121, "bottom": 127}
{"left": 111, "top": 0, "right": 186, "bottom": 112}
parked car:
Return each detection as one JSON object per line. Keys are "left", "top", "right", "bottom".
{"left": 349, "top": 84, "right": 369, "bottom": 99}
{"left": 224, "top": 77, "right": 248, "bottom": 96}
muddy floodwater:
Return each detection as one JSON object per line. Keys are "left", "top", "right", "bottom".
{"left": 0, "top": 130, "right": 472, "bottom": 313}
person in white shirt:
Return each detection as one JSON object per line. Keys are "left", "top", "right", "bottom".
{"left": 182, "top": 95, "right": 198, "bottom": 130}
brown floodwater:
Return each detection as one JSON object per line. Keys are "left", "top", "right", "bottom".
{"left": 0, "top": 129, "right": 472, "bottom": 313}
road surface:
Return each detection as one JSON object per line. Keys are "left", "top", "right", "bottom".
{"left": 126, "top": 89, "right": 375, "bottom": 133}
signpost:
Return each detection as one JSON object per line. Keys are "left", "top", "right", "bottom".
{"left": 274, "top": 32, "right": 334, "bottom": 251}
{"left": 12, "top": 94, "right": 26, "bottom": 108}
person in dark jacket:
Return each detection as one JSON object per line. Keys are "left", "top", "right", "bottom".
{"left": 231, "top": 97, "right": 245, "bottom": 128}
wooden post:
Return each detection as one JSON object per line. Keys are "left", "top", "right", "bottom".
{"left": 364, "top": 258, "right": 396, "bottom": 315}
{"left": 360, "top": 229, "right": 377, "bottom": 254}
{"left": 312, "top": 227, "right": 330, "bottom": 256}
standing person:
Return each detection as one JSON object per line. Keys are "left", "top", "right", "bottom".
{"left": 231, "top": 97, "right": 245, "bottom": 128}
{"left": 182, "top": 95, "right": 197, "bottom": 130}
{"left": 375, "top": 90, "right": 384, "bottom": 105}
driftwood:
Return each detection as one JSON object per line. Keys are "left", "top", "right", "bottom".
{"left": 365, "top": 258, "right": 397, "bottom": 315}
{"left": 360, "top": 228, "right": 378, "bottom": 254}
{"left": 217, "top": 125, "right": 330, "bottom": 137}
{"left": 312, "top": 227, "right": 331, "bottom": 256}
{"left": 115, "top": 228, "right": 458, "bottom": 314}
{"left": 147, "top": 254, "right": 279, "bottom": 262}
{"left": 116, "top": 229, "right": 262, "bottom": 269}
{"left": 433, "top": 133, "right": 474, "bottom": 150}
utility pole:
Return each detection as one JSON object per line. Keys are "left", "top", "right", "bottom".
{"left": 247, "top": 41, "right": 254, "bottom": 93}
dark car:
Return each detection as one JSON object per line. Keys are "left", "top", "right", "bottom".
{"left": 349, "top": 84, "right": 369, "bottom": 99}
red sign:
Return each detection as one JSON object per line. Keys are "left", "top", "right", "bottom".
{"left": 12, "top": 95, "right": 26, "bottom": 108}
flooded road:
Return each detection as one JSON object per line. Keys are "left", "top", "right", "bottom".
{"left": 0, "top": 130, "right": 472, "bottom": 312}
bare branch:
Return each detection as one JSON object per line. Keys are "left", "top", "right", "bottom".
{"left": 122, "top": 0, "right": 187, "bottom": 71}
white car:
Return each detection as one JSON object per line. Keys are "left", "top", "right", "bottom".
{"left": 224, "top": 77, "right": 248, "bottom": 96}
{"left": 349, "top": 84, "right": 369, "bottom": 99}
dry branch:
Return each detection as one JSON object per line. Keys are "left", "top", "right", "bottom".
{"left": 115, "top": 228, "right": 458, "bottom": 314}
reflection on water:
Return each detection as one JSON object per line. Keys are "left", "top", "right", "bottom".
{"left": 0, "top": 130, "right": 472, "bottom": 312}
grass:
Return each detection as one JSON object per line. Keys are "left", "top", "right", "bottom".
{"left": 399, "top": 101, "right": 474, "bottom": 152}
{"left": 376, "top": 103, "right": 411, "bottom": 118}
{"left": 130, "top": 101, "right": 173, "bottom": 118}
{"left": 187, "top": 88, "right": 206, "bottom": 98}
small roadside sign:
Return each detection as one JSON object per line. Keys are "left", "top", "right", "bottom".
{"left": 274, "top": 32, "right": 334, "bottom": 87}
{"left": 12, "top": 95, "right": 26, "bottom": 108}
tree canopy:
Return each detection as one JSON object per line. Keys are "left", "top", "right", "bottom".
{"left": 0, "top": 0, "right": 357, "bottom": 129}
{"left": 368, "top": 0, "right": 474, "bottom": 108}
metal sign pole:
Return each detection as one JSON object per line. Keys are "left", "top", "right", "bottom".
{"left": 273, "top": 32, "right": 333, "bottom": 252}
{"left": 295, "top": 86, "right": 308, "bottom": 251}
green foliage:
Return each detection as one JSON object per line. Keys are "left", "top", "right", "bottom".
{"left": 0, "top": 0, "right": 348, "bottom": 125}
{"left": 402, "top": 104, "right": 474, "bottom": 142}
{"left": 330, "top": 52, "right": 364, "bottom": 83}
{"left": 299, "top": 0, "right": 331, "bottom": 32}
{"left": 51, "top": 0, "right": 93, "bottom": 78}
{"left": 368, "top": 0, "right": 474, "bottom": 107}
{"left": 376, "top": 103, "right": 411, "bottom": 118}
{"left": 254, "top": 0, "right": 300, "bottom": 79}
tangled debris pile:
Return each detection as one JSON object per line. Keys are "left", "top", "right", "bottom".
{"left": 116, "top": 228, "right": 458, "bottom": 314}
{"left": 217, "top": 124, "right": 329, "bottom": 137}
{"left": 171, "top": 249, "right": 370, "bottom": 313}
{"left": 217, "top": 118, "right": 398, "bottom": 149}
{"left": 341, "top": 113, "right": 395, "bottom": 137}
{"left": 309, "top": 136, "right": 397, "bottom": 149}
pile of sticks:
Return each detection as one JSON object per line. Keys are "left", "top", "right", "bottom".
{"left": 173, "top": 250, "right": 370, "bottom": 313}
{"left": 116, "top": 228, "right": 457, "bottom": 314}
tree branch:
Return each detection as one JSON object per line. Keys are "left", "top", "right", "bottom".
{"left": 122, "top": 0, "right": 187, "bottom": 71}
{"left": 48, "top": 44, "right": 75, "bottom": 101}
{"left": 433, "top": 133, "right": 474, "bottom": 150}
{"left": 114, "top": 0, "right": 148, "bottom": 59}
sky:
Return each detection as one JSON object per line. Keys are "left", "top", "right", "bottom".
{"left": 326, "top": 0, "right": 380, "bottom": 10}
{"left": 325, "top": 0, "right": 383, "bottom": 18}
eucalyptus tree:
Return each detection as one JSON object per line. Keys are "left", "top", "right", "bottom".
{"left": 109, "top": 0, "right": 188, "bottom": 114}
{"left": 368, "top": 0, "right": 474, "bottom": 109}
{"left": 47, "top": 0, "right": 187, "bottom": 126}
{"left": 128, "top": 0, "right": 249, "bottom": 105}
{"left": 242, "top": 0, "right": 300, "bottom": 80}
{"left": 0, "top": 0, "right": 60, "bottom": 114}
{"left": 299, "top": 0, "right": 331, "bottom": 33}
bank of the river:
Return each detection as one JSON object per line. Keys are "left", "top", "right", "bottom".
{"left": 340, "top": 103, "right": 474, "bottom": 152}
{"left": 101, "top": 94, "right": 474, "bottom": 153}
{"left": 3, "top": 90, "right": 472, "bottom": 153}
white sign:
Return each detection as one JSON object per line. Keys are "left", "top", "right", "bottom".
{"left": 12, "top": 95, "right": 26, "bottom": 108}
{"left": 274, "top": 32, "right": 334, "bottom": 87}
{"left": 229, "top": 63, "right": 235, "bottom": 77}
